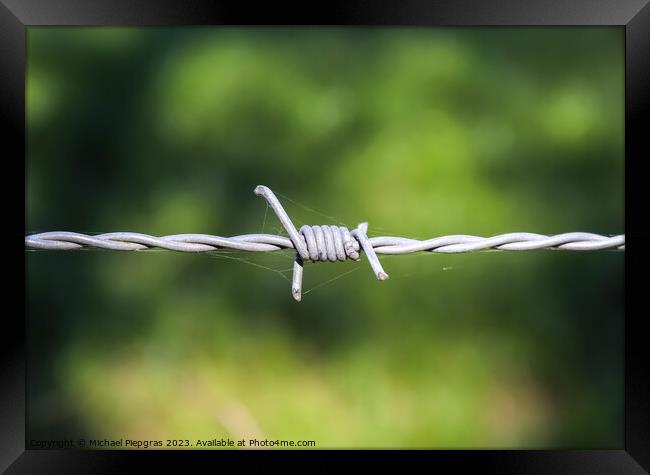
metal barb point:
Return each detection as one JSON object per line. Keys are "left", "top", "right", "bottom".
{"left": 254, "top": 185, "right": 309, "bottom": 261}
{"left": 292, "top": 255, "right": 304, "bottom": 302}
{"left": 352, "top": 222, "right": 389, "bottom": 281}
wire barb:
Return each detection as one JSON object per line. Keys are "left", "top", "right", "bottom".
{"left": 253, "top": 185, "right": 388, "bottom": 301}
{"left": 352, "top": 223, "right": 388, "bottom": 281}
{"left": 25, "top": 185, "right": 625, "bottom": 302}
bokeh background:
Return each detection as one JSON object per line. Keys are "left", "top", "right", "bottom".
{"left": 26, "top": 27, "right": 624, "bottom": 448}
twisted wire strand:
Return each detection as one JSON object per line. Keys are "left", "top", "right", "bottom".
{"left": 25, "top": 231, "right": 626, "bottom": 253}
{"left": 25, "top": 184, "right": 624, "bottom": 301}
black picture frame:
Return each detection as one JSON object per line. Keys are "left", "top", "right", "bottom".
{"left": 2, "top": 0, "right": 648, "bottom": 472}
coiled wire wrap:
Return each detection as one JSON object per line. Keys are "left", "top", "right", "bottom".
{"left": 298, "top": 225, "right": 360, "bottom": 262}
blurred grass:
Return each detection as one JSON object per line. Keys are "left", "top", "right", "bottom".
{"left": 26, "top": 27, "right": 623, "bottom": 448}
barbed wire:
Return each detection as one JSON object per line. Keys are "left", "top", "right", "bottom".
{"left": 25, "top": 185, "right": 625, "bottom": 301}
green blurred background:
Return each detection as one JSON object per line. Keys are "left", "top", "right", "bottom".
{"left": 26, "top": 27, "right": 624, "bottom": 448}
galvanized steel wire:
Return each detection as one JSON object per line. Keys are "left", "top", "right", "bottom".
{"left": 25, "top": 185, "right": 625, "bottom": 301}
{"left": 24, "top": 230, "right": 626, "bottom": 254}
